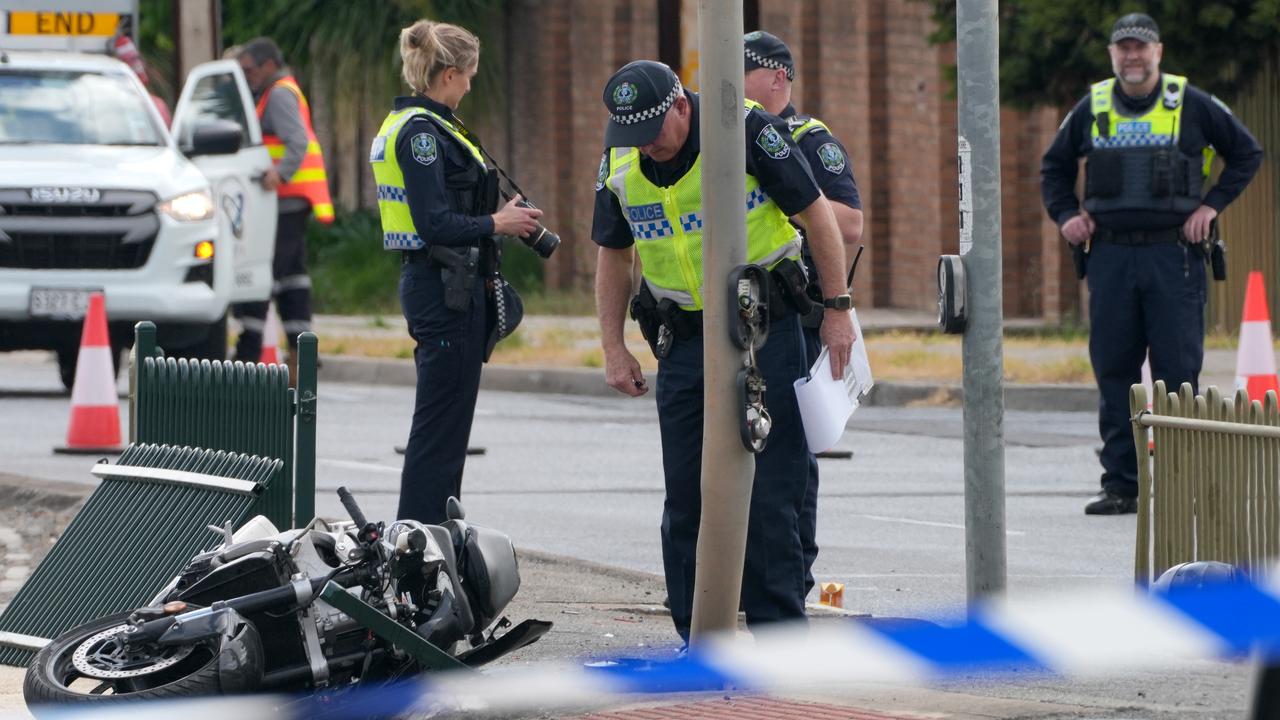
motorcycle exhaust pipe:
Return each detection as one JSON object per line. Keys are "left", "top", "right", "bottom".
{"left": 129, "top": 570, "right": 364, "bottom": 647}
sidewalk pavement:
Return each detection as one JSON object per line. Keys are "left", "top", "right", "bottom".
{"left": 313, "top": 311, "right": 1244, "bottom": 413}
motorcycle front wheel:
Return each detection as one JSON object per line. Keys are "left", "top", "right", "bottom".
{"left": 23, "top": 610, "right": 260, "bottom": 709}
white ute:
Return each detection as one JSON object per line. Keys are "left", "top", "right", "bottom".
{"left": 0, "top": 2, "right": 276, "bottom": 389}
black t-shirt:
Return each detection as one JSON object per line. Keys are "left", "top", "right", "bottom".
{"left": 591, "top": 91, "right": 822, "bottom": 249}
{"left": 392, "top": 95, "right": 495, "bottom": 248}
{"left": 1040, "top": 75, "right": 1262, "bottom": 232}
{"left": 780, "top": 103, "right": 862, "bottom": 211}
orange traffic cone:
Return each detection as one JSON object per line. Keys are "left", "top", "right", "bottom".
{"left": 1234, "top": 271, "right": 1280, "bottom": 402}
{"left": 260, "top": 303, "right": 284, "bottom": 365}
{"left": 54, "top": 292, "right": 122, "bottom": 454}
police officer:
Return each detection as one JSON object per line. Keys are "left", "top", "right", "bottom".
{"left": 593, "top": 60, "right": 854, "bottom": 642}
{"left": 1041, "top": 13, "right": 1262, "bottom": 515}
{"left": 743, "top": 31, "right": 864, "bottom": 598}
{"left": 370, "top": 20, "right": 541, "bottom": 524}
{"left": 233, "top": 37, "right": 335, "bottom": 379}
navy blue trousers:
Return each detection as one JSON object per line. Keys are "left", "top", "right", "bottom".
{"left": 657, "top": 314, "right": 810, "bottom": 642}
{"left": 800, "top": 325, "right": 822, "bottom": 597}
{"left": 396, "top": 261, "right": 486, "bottom": 524}
{"left": 1087, "top": 241, "right": 1206, "bottom": 498}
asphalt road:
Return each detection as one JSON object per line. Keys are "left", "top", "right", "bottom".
{"left": 0, "top": 351, "right": 1261, "bottom": 717}
{"left": 0, "top": 350, "right": 1117, "bottom": 619}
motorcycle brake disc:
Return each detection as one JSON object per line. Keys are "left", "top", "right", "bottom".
{"left": 71, "top": 624, "right": 196, "bottom": 679}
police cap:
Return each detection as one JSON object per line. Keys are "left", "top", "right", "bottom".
{"left": 1110, "top": 13, "right": 1160, "bottom": 44}
{"left": 602, "top": 60, "right": 684, "bottom": 148}
{"left": 743, "top": 30, "right": 795, "bottom": 81}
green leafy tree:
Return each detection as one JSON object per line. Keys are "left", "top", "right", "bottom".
{"left": 139, "top": 0, "right": 506, "bottom": 114}
{"left": 927, "top": 0, "right": 1280, "bottom": 107}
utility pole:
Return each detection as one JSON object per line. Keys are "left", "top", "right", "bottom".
{"left": 172, "top": 0, "right": 220, "bottom": 86}
{"left": 690, "top": 0, "right": 752, "bottom": 642}
{"left": 956, "top": 0, "right": 1008, "bottom": 602}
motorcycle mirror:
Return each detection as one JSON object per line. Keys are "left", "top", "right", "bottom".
{"left": 446, "top": 496, "right": 466, "bottom": 521}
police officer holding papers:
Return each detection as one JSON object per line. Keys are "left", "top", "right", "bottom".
{"left": 743, "top": 30, "right": 864, "bottom": 600}
{"left": 592, "top": 60, "right": 853, "bottom": 643}
{"left": 1041, "top": 13, "right": 1261, "bottom": 516}
{"left": 370, "top": 19, "right": 542, "bottom": 524}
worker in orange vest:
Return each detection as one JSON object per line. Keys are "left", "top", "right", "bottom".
{"left": 232, "top": 37, "right": 334, "bottom": 381}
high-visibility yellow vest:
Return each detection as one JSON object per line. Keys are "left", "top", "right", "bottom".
{"left": 1084, "top": 74, "right": 1213, "bottom": 218}
{"left": 602, "top": 102, "right": 801, "bottom": 311}
{"left": 368, "top": 106, "right": 486, "bottom": 250}
{"left": 256, "top": 75, "right": 333, "bottom": 224}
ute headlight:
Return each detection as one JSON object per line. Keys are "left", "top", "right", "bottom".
{"left": 158, "top": 190, "right": 214, "bottom": 222}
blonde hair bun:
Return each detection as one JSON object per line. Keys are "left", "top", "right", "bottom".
{"left": 400, "top": 19, "right": 480, "bottom": 93}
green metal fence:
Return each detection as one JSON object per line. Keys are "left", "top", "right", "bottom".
{"left": 130, "top": 321, "right": 318, "bottom": 528}
{"left": 0, "top": 444, "right": 281, "bottom": 667}
{"left": 1130, "top": 380, "right": 1280, "bottom": 586}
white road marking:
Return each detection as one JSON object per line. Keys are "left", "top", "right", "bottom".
{"left": 855, "top": 514, "right": 1025, "bottom": 536}
{"left": 320, "top": 458, "right": 403, "bottom": 474}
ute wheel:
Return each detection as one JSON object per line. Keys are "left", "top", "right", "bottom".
{"left": 179, "top": 313, "right": 228, "bottom": 362}
{"left": 23, "top": 610, "right": 258, "bottom": 710}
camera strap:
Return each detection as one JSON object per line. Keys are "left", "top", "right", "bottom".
{"left": 449, "top": 114, "right": 534, "bottom": 206}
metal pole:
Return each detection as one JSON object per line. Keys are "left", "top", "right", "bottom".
{"left": 690, "top": 0, "right": 753, "bottom": 642}
{"left": 956, "top": 0, "right": 1007, "bottom": 602}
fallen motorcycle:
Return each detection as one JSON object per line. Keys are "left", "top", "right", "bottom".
{"left": 24, "top": 488, "right": 550, "bottom": 706}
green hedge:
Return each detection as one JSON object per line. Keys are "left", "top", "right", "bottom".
{"left": 308, "top": 210, "right": 547, "bottom": 315}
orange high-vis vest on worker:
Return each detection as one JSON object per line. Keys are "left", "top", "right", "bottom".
{"left": 256, "top": 75, "right": 334, "bottom": 224}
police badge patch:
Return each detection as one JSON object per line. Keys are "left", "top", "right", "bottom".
{"left": 817, "top": 142, "right": 846, "bottom": 174}
{"left": 756, "top": 124, "right": 790, "bottom": 160}
{"left": 595, "top": 152, "right": 609, "bottom": 191}
{"left": 410, "top": 133, "right": 438, "bottom": 166}
{"left": 612, "top": 82, "right": 638, "bottom": 108}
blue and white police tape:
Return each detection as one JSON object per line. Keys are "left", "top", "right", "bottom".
{"left": 24, "top": 575, "right": 1280, "bottom": 720}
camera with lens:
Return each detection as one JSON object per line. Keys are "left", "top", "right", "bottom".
{"left": 514, "top": 199, "right": 560, "bottom": 259}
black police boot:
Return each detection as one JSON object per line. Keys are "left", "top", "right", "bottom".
{"left": 1084, "top": 490, "right": 1137, "bottom": 515}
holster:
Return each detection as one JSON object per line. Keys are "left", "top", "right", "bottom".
{"left": 1072, "top": 243, "right": 1088, "bottom": 279}
{"left": 770, "top": 258, "right": 820, "bottom": 325}
{"left": 428, "top": 246, "right": 480, "bottom": 311}
{"left": 1205, "top": 219, "right": 1227, "bottom": 281}
{"left": 629, "top": 283, "right": 662, "bottom": 356}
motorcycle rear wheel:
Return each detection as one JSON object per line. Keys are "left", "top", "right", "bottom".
{"left": 23, "top": 611, "right": 253, "bottom": 709}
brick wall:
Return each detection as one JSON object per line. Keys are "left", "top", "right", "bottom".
{"left": 323, "top": 0, "right": 1082, "bottom": 321}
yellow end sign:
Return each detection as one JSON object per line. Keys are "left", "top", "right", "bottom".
{"left": 7, "top": 11, "right": 120, "bottom": 37}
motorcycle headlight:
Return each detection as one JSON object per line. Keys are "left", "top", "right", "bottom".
{"left": 158, "top": 190, "right": 214, "bottom": 222}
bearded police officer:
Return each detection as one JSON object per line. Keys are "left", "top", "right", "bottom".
{"left": 1041, "top": 13, "right": 1262, "bottom": 516}
{"left": 593, "top": 60, "right": 854, "bottom": 643}
{"left": 743, "top": 30, "right": 864, "bottom": 599}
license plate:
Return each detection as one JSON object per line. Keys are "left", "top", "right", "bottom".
{"left": 29, "top": 288, "right": 97, "bottom": 319}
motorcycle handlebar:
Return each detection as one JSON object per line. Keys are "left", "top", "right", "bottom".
{"left": 336, "top": 487, "right": 368, "bottom": 529}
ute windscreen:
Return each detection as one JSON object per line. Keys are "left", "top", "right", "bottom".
{"left": 0, "top": 70, "right": 163, "bottom": 146}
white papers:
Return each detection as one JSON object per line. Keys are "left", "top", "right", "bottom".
{"left": 793, "top": 309, "right": 874, "bottom": 453}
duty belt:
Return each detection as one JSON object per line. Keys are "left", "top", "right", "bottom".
{"left": 1094, "top": 227, "right": 1183, "bottom": 245}
{"left": 402, "top": 246, "right": 478, "bottom": 267}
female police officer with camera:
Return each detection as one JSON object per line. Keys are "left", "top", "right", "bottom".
{"left": 370, "top": 19, "right": 542, "bottom": 524}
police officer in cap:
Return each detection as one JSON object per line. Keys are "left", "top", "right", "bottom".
{"left": 370, "top": 19, "right": 542, "bottom": 524}
{"left": 592, "top": 60, "right": 854, "bottom": 642}
{"left": 1041, "top": 13, "right": 1261, "bottom": 515}
{"left": 743, "top": 30, "right": 864, "bottom": 600}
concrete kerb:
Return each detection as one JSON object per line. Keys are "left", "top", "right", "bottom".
{"left": 319, "top": 355, "right": 1099, "bottom": 411}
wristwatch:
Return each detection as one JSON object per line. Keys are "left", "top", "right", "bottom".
{"left": 822, "top": 294, "right": 853, "bottom": 311}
